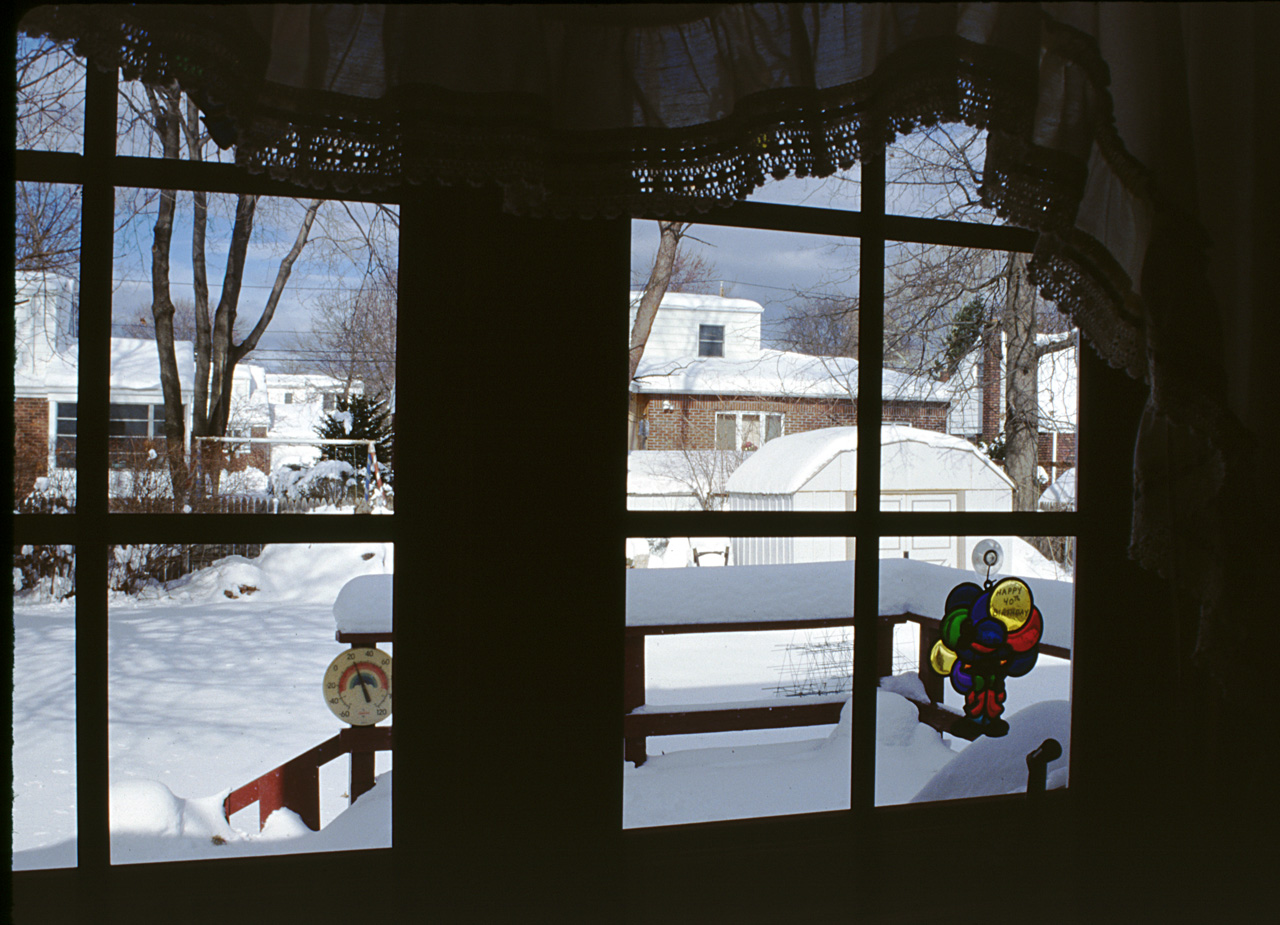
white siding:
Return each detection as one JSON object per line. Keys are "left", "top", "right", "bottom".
{"left": 629, "top": 292, "right": 764, "bottom": 362}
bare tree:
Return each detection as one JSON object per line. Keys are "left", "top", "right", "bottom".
{"left": 137, "top": 78, "right": 323, "bottom": 506}
{"left": 629, "top": 221, "right": 689, "bottom": 382}
{"left": 297, "top": 272, "right": 398, "bottom": 400}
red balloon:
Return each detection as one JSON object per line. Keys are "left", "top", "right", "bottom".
{"left": 1007, "top": 607, "right": 1043, "bottom": 653}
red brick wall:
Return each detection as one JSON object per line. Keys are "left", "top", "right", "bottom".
{"left": 1038, "top": 432, "right": 1078, "bottom": 475}
{"left": 639, "top": 394, "right": 949, "bottom": 451}
{"left": 14, "top": 398, "right": 50, "bottom": 495}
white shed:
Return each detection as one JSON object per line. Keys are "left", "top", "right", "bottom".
{"left": 726, "top": 425, "right": 1014, "bottom": 568}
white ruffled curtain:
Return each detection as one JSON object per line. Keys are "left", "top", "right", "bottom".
{"left": 22, "top": 3, "right": 1272, "bottom": 692}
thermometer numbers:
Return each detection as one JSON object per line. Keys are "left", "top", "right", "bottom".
{"left": 323, "top": 647, "right": 393, "bottom": 725}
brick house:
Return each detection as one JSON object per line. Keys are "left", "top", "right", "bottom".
{"left": 628, "top": 291, "right": 951, "bottom": 452}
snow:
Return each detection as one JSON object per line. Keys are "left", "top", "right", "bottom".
{"left": 333, "top": 574, "right": 394, "bottom": 633}
{"left": 12, "top": 543, "right": 394, "bottom": 870}
{"left": 628, "top": 557, "right": 1074, "bottom": 651}
{"left": 633, "top": 350, "right": 945, "bottom": 402}
{"left": 910, "top": 700, "right": 1070, "bottom": 802}
{"left": 1040, "top": 467, "right": 1077, "bottom": 507}
{"left": 14, "top": 540, "right": 1073, "bottom": 860}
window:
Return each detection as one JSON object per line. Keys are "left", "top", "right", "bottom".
{"left": 13, "top": 43, "right": 399, "bottom": 887}
{"left": 698, "top": 323, "right": 724, "bottom": 357}
{"left": 55, "top": 401, "right": 76, "bottom": 468}
{"left": 625, "top": 133, "right": 1080, "bottom": 828}
{"left": 714, "top": 411, "right": 784, "bottom": 450}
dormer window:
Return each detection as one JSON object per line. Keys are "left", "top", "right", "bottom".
{"left": 698, "top": 324, "right": 725, "bottom": 357}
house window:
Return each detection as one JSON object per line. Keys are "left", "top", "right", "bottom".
{"left": 714, "top": 411, "right": 784, "bottom": 450}
{"left": 283, "top": 392, "right": 293, "bottom": 404}
{"left": 323, "top": 393, "right": 337, "bottom": 412}
{"left": 54, "top": 401, "right": 76, "bottom": 468}
{"left": 698, "top": 324, "right": 725, "bottom": 357}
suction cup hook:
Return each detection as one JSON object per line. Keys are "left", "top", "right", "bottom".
{"left": 972, "top": 539, "right": 1004, "bottom": 588}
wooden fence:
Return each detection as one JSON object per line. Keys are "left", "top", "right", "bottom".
{"left": 624, "top": 612, "right": 1070, "bottom": 766}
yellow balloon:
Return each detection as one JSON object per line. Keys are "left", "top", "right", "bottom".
{"left": 930, "top": 640, "right": 957, "bottom": 676}
{"left": 989, "top": 578, "right": 1032, "bottom": 631}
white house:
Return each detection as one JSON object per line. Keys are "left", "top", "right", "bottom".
{"left": 725, "top": 424, "right": 1014, "bottom": 568}
{"left": 13, "top": 271, "right": 359, "bottom": 493}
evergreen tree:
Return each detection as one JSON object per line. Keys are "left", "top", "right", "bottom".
{"left": 315, "top": 394, "right": 394, "bottom": 484}
{"left": 932, "top": 297, "right": 987, "bottom": 380}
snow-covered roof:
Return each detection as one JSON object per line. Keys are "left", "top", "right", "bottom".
{"left": 726, "top": 424, "right": 1012, "bottom": 495}
{"left": 633, "top": 350, "right": 946, "bottom": 401}
{"left": 14, "top": 337, "right": 196, "bottom": 394}
{"left": 629, "top": 290, "right": 763, "bottom": 315}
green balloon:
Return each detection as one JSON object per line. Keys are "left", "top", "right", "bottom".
{"left": 940, "top": 607, "right": 968, "bottom": 650}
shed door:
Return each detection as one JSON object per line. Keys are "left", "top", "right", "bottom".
{"left": 879, "top": 494, "right": 959, "bottom": 566}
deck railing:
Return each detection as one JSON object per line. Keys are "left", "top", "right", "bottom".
{"left": 624, "top": 612, "right": 1070, "bottom": 766}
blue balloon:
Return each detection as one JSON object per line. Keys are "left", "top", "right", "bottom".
{"left": 1006, "top": 650, "right": 1038, "bottom": 677}
{"left": 944, "top": 582, "right": 984, "bottom": 616}
{"left": 950, "top": 664, "right": 974, "bottom": 693}
{"left": 974, "top": 619, "right": 1007, "bottom": 649}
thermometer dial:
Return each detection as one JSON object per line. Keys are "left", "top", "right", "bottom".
{"left": 322, "top": 647, "right": 393, "bottom": 725}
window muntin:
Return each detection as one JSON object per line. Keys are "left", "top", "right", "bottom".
{"left": 697, "top": 323, "right": 725, "bottom": 357}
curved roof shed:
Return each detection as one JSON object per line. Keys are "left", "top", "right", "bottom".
{"left": 726, "top": 425, "right": 1014, "bottom": 566}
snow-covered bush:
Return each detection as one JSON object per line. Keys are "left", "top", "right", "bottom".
{"left": 219, "top": 466, "right": 268, "bottom": 495}
{"left": 270, "top": 460, "right": 357, "bottom": 505}
{"left": 13, "top": 545, "right": 76, "bottom": 600}
{"left": 108, "top": 545, "right": 186, "bottom": 594}
{"left": 17, "top": 472, "right": 76, "bottom": 514}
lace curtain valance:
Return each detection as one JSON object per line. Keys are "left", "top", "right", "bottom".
{"left": 20, "top": 3, "right": 1268, "bottom": 693}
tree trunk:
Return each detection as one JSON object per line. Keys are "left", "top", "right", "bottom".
{"left": 1002, "top": 253, "right": 1040, "bottom": 512}
{"left": 146, "top": 84, "right": 190, "bottom": 509}
{"left": 629, "top": 221, "right": 686, "bottom": 382}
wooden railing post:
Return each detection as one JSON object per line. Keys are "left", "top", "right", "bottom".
{"left": 623, "top": 632, "right": 647, "bottom": 766}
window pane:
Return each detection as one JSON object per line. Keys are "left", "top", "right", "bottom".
{"left": 12, "top": 546, "right": 77, "bottom": 870}
{"left": 875, "top": 536, "right": 1074, "bottom": 806}
{"left": 628, "top": 223, "right": 860, "bottom": 511}
{"left": 882, "top": 243, "right": 1079, "bottom": 513}
{"left": 746, "top": 164, "right": 862, "bottom": 212}
{"left": 624, "top": 537, "right": 854, "bottom": 827}
{"left": 112, "top": 190, "right": 398, "bottom": 513}
{"left": 15, "top": 31, "right": 85, "bottom": 154}
{"left": 886, "top": 124, "right": 1000, "bottom": 224}
{"left": 108, "top": 542, "right": 394, "bottom": 864}
{"left": 15, "top": 185, "right": 82, "bottom": 514}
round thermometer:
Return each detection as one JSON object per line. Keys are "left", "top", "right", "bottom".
{"left": 322, "top": 647, "right": 393, "bottom": 725}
